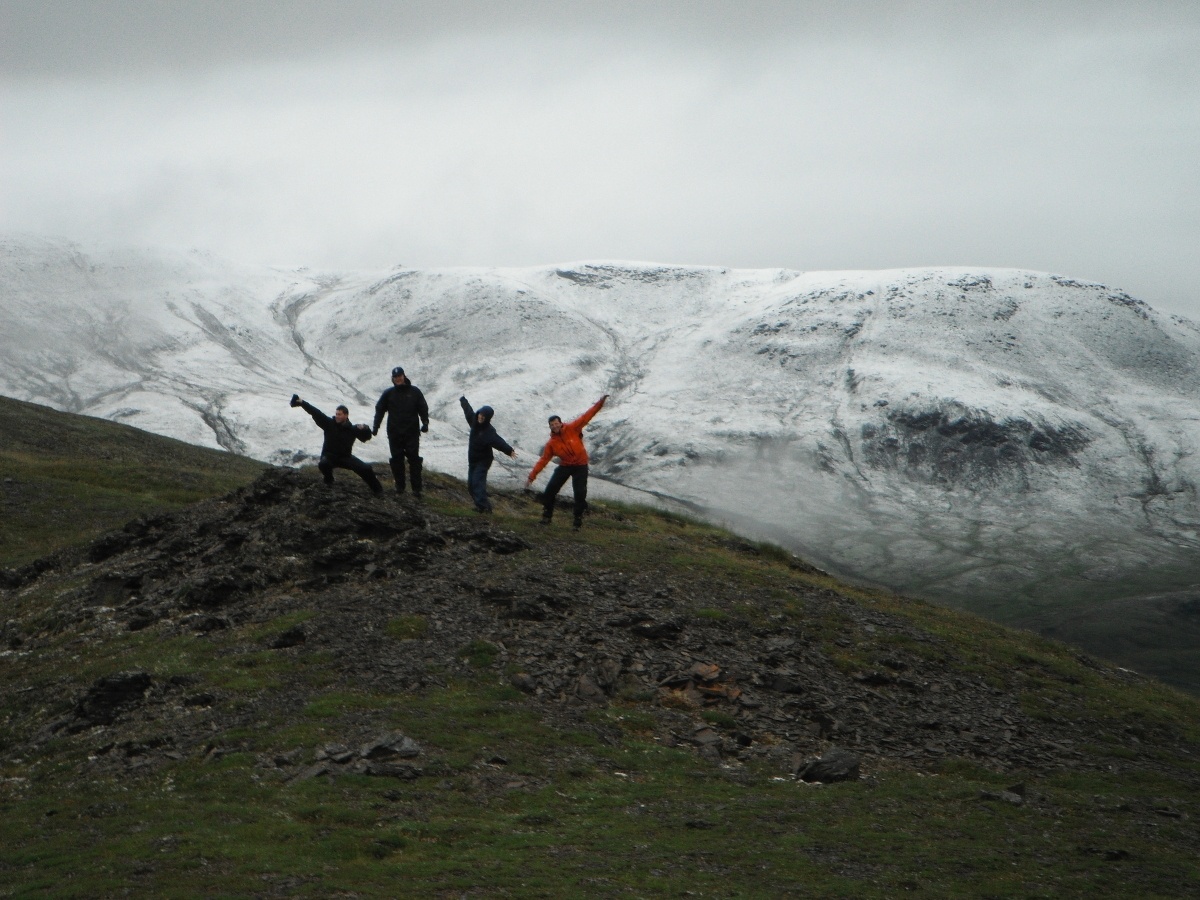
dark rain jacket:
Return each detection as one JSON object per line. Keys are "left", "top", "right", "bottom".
{"left": 461, "top": 397, "right": 514, "bottom": 465}
{"left": 301, "top": 401, "right": 371, "bottom": 460}
{"left": 373, "top": 379, "right": 429, "bottom": 437}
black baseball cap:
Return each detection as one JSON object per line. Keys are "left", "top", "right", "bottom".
{"left": 391, "top": 366, "right": 405, "bottom": 377}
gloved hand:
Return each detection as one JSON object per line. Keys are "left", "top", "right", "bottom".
{"left": 421, "top": 423, "right": 428, "bottom": 433}
{"left": 372, "top": 426, "right": 379, "bottom": 436}
{"left": 290, "top": 394, "right": 301, "bottom": 407}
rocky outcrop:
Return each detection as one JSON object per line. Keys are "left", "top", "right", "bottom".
{"left": 3, "top": 466, "right": 1179, "bottom": 787}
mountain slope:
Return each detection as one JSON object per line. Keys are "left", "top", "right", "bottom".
{"left": 2, "top": 451, "right": 1198, "bottom": 895}
{"left": 4, "top": 235, "right": 1200, "bottom": 690}
{"left": 0, "top": 395, "right": 265, "bottom": 569}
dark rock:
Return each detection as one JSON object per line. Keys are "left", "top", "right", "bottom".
{"left": 575, "top": 674, "right": 607, "bottom": 702}
{"left": 507, "top": 599, "right": 550, "bottom": 621}
{"left": 470, "top": 531, "right": 530, "bottom": 554}
{"left": 631, "top": 620, "right": 682, "bottom": 641}
{"left": 270, "top": 625, "right": 307, "bottom": 649}
{"left": 88, "top": 531, "right": 135, "bottom": 563}
{"left": 177, "top": 571, "right": 242, "bottom": 609}
{"left": 768, "top": 674, "right": 807, "bottom": 694}
{"left": 125, "top": 606, "right": 161, "bottom": 631}
{"left": 70, "top": 671, "right": 153, "bottom": 731}
{"left": 315, "top": 743, "right": 355, "bottom": 764}
{"left": 359, "top": 732, "right": 421, "bottom": 761}
{"left": 980, "top": 790, "right": 1025, "bottom": 805}
{"left": 796, "top": 748, "right": 861, "bottom": 783}
{"left": 361, "top": 762, "right": 423, "bottom": 779}
{"left": 855, "top": 671, "right": 897, "bottom": 687}
{"left": 510, "top": 673, "right": 537, "bottom": 693}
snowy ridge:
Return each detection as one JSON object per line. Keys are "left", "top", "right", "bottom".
{"left": 4, "top": 235, "right": 1200, "bottom": 676}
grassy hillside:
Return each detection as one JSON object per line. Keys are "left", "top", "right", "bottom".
{"left": 0, "top": 395, "right": 266, "bottom": 569}
{"left": 0, "top": 408, "right": 1198, "bottom": 897}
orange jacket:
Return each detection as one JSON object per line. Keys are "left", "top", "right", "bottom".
{"left": 528, "top": 396, "right": 607, "bottom": 482}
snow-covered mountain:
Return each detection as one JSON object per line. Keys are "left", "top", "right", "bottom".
{"left": 5, "top": 235, "right": 1200, "bottom": 688}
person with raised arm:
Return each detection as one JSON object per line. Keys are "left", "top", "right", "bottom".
{"left": 290, "top": 394, "right": 383, "bottom": 496}
{"left": 527, "top": 394, "right": 608, "bottom": 529}
{"left": 460, "top": 396, "right": 517, "bottom": 514}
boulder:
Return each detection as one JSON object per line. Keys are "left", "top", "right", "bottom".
{"left": 795, "top": 747, "right": 861, "bottom": 783}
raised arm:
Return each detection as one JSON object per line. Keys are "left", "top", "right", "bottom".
{"left": 460, "top": 396, "right": 475, "bottom": 426}
{"left": 569, "top": 394, "right": 608, "bottom": 429}
{"left": 299, "top": 400, "right": 330, "bottom": 429}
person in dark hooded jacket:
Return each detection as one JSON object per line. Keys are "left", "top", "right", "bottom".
{"left": 290, "top": 394, "right": 383, "bottom": 496}
{"left": 460, "top": 396, "right": 517, "bottom": 513}
{"left": 373, "top": 366, "right": 430, "bottom": 497}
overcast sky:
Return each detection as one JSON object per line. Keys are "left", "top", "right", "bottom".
{"left": 2, "top": 0, "right": 1197, "bottom": 315}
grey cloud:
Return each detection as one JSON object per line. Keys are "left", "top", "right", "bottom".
{"left": 1, "top": 0, "right": 1198, "bottom": 316}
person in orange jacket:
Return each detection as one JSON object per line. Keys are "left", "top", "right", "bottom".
{"left": 527, "top": 394, "right": 608, "bottom": 529}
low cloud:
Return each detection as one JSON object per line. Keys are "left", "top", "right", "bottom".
{"left": 2, "top": 1, "right": 1197, "bottom": 314}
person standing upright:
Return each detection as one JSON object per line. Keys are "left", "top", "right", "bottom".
{"left": 373, "top": 366, "right": 429, "bottom": 497}
{"left": 460, "top": 396, "right": 517, "bottom": 514}
{"left": 527, "top": 394, "right": 608, "bottom": 529}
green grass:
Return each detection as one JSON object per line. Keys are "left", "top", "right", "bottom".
{"left": 0, "top": 396, "right": 265, "bottom": 569}
{"left": 2, "top": 402, "right": 1200, "bottom": 896}
{"left": 4, "top": 669, "right": 1198, "bottom": 897}
{"left": 385, "top": 614, "right": 429, "bottom": 640}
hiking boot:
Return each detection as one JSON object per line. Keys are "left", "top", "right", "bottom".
{"left": 572, "top": 517, "right": 583, "bottom": 530}
{"left": 538, "top": 517, "right": 552, "bottom": 526}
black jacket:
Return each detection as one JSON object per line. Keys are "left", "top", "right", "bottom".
{"left": 302, "top": 401, "right": 371, "bottom": 459}
{"left": 374, "top": 381, "right": 429, "bottom": 436}
{"left": 461, "top": 397, "right": 513, "bottom": 465}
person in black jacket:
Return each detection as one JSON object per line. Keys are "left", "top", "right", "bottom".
{"left": 373, "top": 366, "right": 430, "bottom": 497}
{"left": 290, "top": 394, "right": 383, "bottom": 495}
{"left": 460, "top": 396, "right": 517, "bottom": 514}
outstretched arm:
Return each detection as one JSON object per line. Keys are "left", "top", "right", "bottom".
{"left": 569, "top": 394, "right": 609, "bottom": 429}
{"left": 488, "top": 432, "right": 515, "bottom": 457}
{"left": 298, "top": 399, "right": 330, "bottom": 429}
{"left": 527, "top": 443, "right": 554, "bottom": 484}
{"left": 460, "top": 396, "right": 475, "bottom": 426}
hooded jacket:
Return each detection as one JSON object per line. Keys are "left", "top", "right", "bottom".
{"left": 528, "top": 395, "right": 606, "bottom": 481}
{"left": 301, "top": 401, "right": 371, "bottom": 459}
{"left": 461, "top": 397, "right": 514, "bottom": 465}
{"left": 374, "top": 378, "right": 429, "bottom": 436}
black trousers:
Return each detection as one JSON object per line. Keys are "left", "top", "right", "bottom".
{"left": 318, "top": 454, "right": 382, "bottom": 493}
{"left": 388, "top": 431, "right": 423, "bottom": 493}
{"left": 542, "top": 464, "right": 588, "bottom": 520}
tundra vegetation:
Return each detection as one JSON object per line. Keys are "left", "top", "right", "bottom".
{"left": 1, "top": 397, "right": 1197, "bottom": 897}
